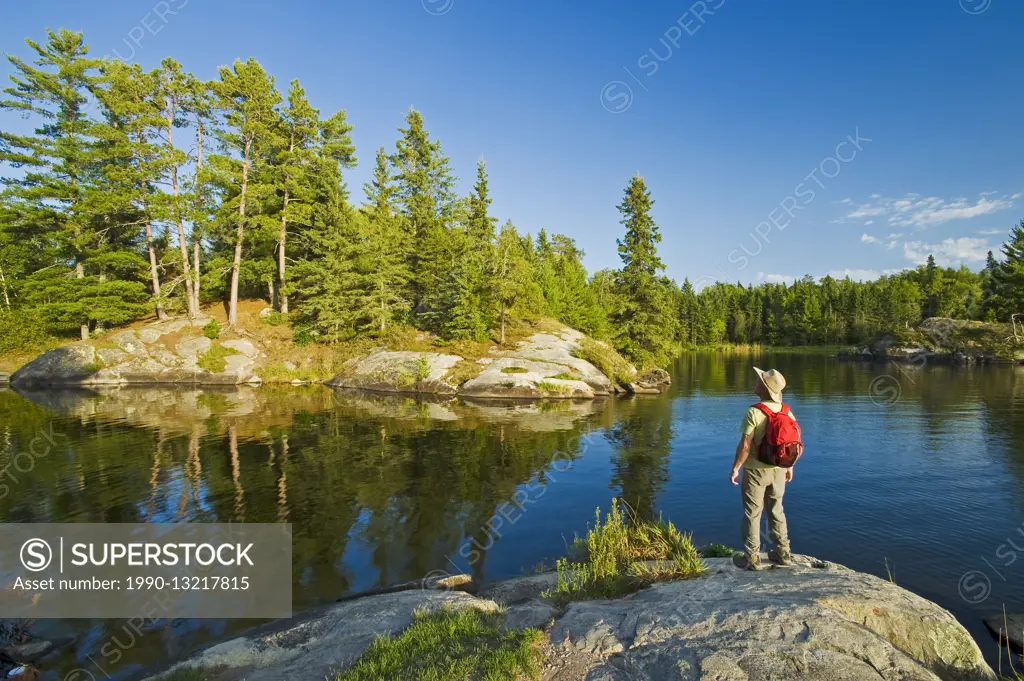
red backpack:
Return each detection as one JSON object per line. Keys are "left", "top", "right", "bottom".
{"left": 753, "top": 403, "right": 803, "bottom": 468}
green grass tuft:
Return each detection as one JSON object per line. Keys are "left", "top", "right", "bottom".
{"left": 537, "top": 380, "right": 572, "bottom": 394}
{"left": 543, "top": 500, "right": 707, "bottom": 606}
{"left": 336, "top": 607, "right": 544, "bottom": 681}
{"left": 546, "top": 372, "right": 577, "bottom": 381}
{"left": 500, "top": 366, "right": 529, "bottom": 374}
{"left": 197, "top": 344, "right": 240, "bottom": 373}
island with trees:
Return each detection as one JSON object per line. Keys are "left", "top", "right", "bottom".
{"left": 2, "top": 30, "right": 1023, "bottom": 389}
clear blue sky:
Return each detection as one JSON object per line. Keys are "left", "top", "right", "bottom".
{"left": 3, "top": 0, "right": 1022, "bottom": 285}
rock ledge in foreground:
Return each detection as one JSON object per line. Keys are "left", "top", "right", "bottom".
{"left": 144, "top": 556, "right": 996, "bottom": 681}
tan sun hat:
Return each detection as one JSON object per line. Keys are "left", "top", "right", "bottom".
{"left": 753, "top": 367, "right": 786, "bottom": 402}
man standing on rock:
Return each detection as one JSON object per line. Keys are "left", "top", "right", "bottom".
{"left": 729, "top": 367, "right": 799, "bottom": 570}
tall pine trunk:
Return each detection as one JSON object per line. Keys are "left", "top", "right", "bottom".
{"left": 228, "top": 139, "right": 251, "bottom": 328}
{"left": 76, "top": 261, "right": 88, "bottom": 340}
{"left": 0, "top": 265, "right": 9, "bottom": 311}
{"left": 277, "top": 131, "right": 294, "bottom": 314}
{"left": 167, "top": 117, "right": 196, "bottom": 318}
{"left": 145, "top": 219, "right": 167, "bottom": 320}
{"left": 192, "top": 119, "right": 205, "bottom": 313}
{"left": 277, "top": 190, "right": 289, "bottom": 314}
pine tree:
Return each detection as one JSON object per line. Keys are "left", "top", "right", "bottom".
{"left": 93, "top": 60, "right": 168, "bottom": 319}
{"left": 153, "top": 58, "right": 204, "bottom": 317}
{"left": 612, "top": 174, "right": 674, "bottom": 367}
{"left": 211, "top": 58, "right": 282, "bottom": 327}
{"left": 1, "top": 29, "right": 149, "bottom": 338}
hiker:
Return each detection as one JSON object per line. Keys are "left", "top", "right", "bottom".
{"left": 729, "top": 367, "right": 803, "bottom": 571}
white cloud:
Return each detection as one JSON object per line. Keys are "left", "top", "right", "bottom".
{"left": 838, "top": 192, "right": 1016, "bottom": 229}
{"left": 887, "top": 233, "right": 903, "bottom": 239}
{"left": 864, "top": 220, "right": 874, "bottom": 226}
{"left": 977, "top": 228, "right": 1004, "bottom": 235}
{"left": 757, "top": 272, "right": 795, "bottom": 285}
{"left": 861, "top": 233, "right": 881, "bottom": 244}
{"left": 902, "top": 237, "right": 990, "bottom": 267}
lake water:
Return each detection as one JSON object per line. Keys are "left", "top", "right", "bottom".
{"left": 2, "top": 352, "right": 1023, "bottom": 679}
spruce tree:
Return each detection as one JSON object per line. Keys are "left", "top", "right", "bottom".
{"left": 357, "top": 147, "right": 411, "bottom": 334}
{"left": 390, "top": 109, "right": 457, "bottom": 328}
{"left": 491, "top": 221, "right": 542, "bottom": 342}
{"left": 464, "top": 159, "right": 498, "bottom": 334}
{"left": 291, "top": 151, "right": 357, "bottom": 341}
{"left": 550, "top": 234, "right": 605, "bottom": 336}
{"left": 272, "top": 81, "right": 321, "bottom": 314}
{"left": 612, "top": 174, "right": 674, "bottom": 367}
{"left": 980, "top": 250, "right": 1005, "bottom": 321}
{"left": 998, "top": 220, "right": 1024, "bottom": 316}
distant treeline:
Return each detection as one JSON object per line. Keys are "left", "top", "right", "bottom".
{"left": 1, "top": 30, "right": 1022, "bottom": 368}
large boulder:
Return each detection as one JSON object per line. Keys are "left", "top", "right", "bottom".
{"left": 459, "top": 357, "right": 595, "bottom": 399}
{"left": 11, "top": 317, "right": 262, "bottom": 387}
{"left": 11, "top": 345, "right": 97, "bottom": 386}
{"left": 502, "top": 328, "right": 620, "bottom": 395}
{"left": 327, "top": 350, "right": 464, "bottom": 395}
{"left": 547, "top": 557, "right": 995, "bottom": 681}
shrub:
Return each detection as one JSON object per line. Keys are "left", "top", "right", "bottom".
{"left": 202, "top": 319, "right": 220, "bottom": 340}
{"left": 701, "top": 543, "right": 737, "bottom": 558}
{"left": 261, "top": 311, "right": 289, "bottom": 326}
{"left": 293, "top": 325, "right": 316, "bottom": 347}
{"left": 543, "top": 500, "right": 707, "bottom": 606}
{"left": 414, "top": 355, "right": 431, "bottom": 382}
{"left": 0, "top": 311, "right": 62, "bottom": 358}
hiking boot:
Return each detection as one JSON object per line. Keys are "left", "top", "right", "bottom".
{"left": 768, "top": 548, "right": 794, "bottom": 567}
{"left": 732, "top": 553, "right": 764, "bottom": 571}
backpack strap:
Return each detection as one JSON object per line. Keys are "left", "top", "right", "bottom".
{"left": 752, "top": 403, "right": 775, "bottom": 417}
{"left": 778, "top": 403, "right": 790, "bottom": 416}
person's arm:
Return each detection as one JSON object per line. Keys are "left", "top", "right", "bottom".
{"left": 730, "top": 434, "right": 753, "bottom": 485}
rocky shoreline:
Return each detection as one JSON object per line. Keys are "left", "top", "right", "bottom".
{"left": 8, "top": 318, "right": 672, "bottom": 400}
{"left": 139, "top": 555, "right": 998, "bottom": 681}
{"left": 838, "top": 317, "right": 1024, "bottom": 366}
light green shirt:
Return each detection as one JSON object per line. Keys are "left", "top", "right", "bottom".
{"left": 739, "top": 401, "right": 793, "bottom": 470}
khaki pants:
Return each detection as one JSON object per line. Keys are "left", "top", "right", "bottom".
{"left": 741, "top": 467, "right": 790, "bottom": 559}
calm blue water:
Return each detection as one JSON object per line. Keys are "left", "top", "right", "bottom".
{"left": 2, "top": 352, "right": 1023, "bottom": 678}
